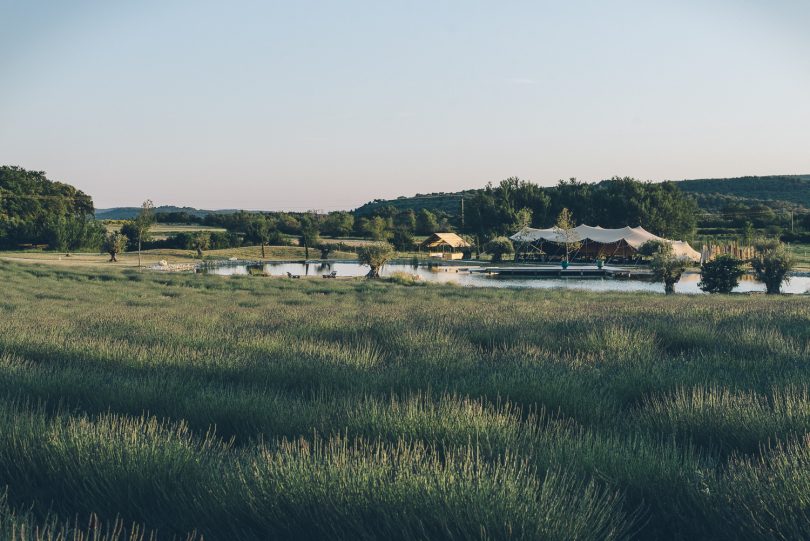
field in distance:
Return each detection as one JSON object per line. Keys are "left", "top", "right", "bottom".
{"left": 102, "top": 221, "right": 228, "bottom": 240}
{"left": 0, "top": 261, "right": 809, "bottom": 539}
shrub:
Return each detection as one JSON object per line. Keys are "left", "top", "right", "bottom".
{"left": 751, "top": 239, "right": 794, "bottom": 294}
{"left": 641, "top": 241, "right": 688, "bottom": 295}
{"left": 638, "top": 239, "right": 668, "bottom": 258}
{"left": 210, "top": 231, "right": 242, "bottom": 249}
{"left": 385, "top": 272, "right": 424, "bottom": 286}
{"left": 699, "top": 255, "right": 745, "bottom": 294}
{"left": 485, "top": 237, "right": 514, "bottom": 263}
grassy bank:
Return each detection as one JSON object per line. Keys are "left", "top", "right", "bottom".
{"left": 0, "top": 244, "right": 358, "bottom": 269}
{"left": 0, "top": 261, "right": 809, "bottom": 539}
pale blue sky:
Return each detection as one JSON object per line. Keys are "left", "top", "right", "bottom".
{"left": 1, "top": 0, "right": 809, "bottom": 209}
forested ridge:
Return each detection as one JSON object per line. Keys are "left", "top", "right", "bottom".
{"left": 678, "top": 175, "right": 810, "bottom": 208}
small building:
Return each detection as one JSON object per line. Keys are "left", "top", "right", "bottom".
{"left": 420, "top": 232, "right": 471, "bottom": 260}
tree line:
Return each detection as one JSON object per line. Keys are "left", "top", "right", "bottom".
{"left": 0, "top": 166, "right": 103, "bottom": 251}
{"left": 0, "top": 165, "right": 777, "bottom": 254}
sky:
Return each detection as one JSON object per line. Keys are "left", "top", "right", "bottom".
{"left": 1, "top": 0, "right": 809, "bottom": 210}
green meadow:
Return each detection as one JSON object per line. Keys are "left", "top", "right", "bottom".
{"left": 1, "top": 261, "right": 809, "bottom": 539}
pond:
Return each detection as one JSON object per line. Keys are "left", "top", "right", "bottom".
{"left": 202, "top": 261, "right": 810, "bottom": 295}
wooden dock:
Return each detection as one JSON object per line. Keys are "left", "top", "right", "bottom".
{"left": 471, "top": 265, "right": 653, "bottom": 279}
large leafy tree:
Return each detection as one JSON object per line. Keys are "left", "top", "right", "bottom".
{"left": 243, "top": 216, "right": 272, "bottom": 258}
{"left": 415, "top": 209, "right": 440, "bottom": 235}
{"left": 46, "top": 214, "right": 105, "bottom": 253}
{"left": 0, "top": 165, "right": 98, "bottom": 249}
{"left": 321, "top": 211, "right": 355, "bottom": 237}
{"left": 362, "top": 216, "right": 391, "bottom": 240}
{"left": 358, "top": 242, "right": 395, "bottom": 278}
{"left": 299, "top": 215, "right": 320, "bottom": 259}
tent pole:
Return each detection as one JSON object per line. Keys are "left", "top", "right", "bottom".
{"left": 607, "top": 241, "right": 622, "bottom": 264}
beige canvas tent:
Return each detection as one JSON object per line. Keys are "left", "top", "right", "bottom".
{"left": 510, "top": 225, "right": 701, "bottom": 262}
{"left": 420, "top": 232, "right": 471, "bottom": 260}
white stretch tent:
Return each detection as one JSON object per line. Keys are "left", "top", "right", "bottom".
{"left": 510, "top": 225, "right": 701, "bottom": 262}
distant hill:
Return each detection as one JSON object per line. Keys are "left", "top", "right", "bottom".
{"left": 97, "top": 175, "right": 810, "bottom": 220}
{"left": 677, "top": 175, "right": 810, "bottom": 211}
{"left": 95, "top": 206, "right": 239, "bottom": 220}
{"left": 354, "top": 191, "right": 476, "bottom": 217}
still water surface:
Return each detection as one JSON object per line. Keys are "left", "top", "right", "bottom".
{"left": 204, "top": 261, "right": 810, "bottom": 295}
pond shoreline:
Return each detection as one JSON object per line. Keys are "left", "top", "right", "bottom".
{"left": 196, "top": 260, "right": 810, "bottom": 295}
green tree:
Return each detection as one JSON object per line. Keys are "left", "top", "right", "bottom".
{"left": 358, "top": 242, "right": 395, "bottom": 278}
{"left": 513, "top": 207, "right": 533, "bottom": 231}
{"left": 0, "top": 166, "right": 96, "bottom": 249}
{"left": 394, "top": 209, "right": 417, "bottom": 232}
{"left": 119, "top": 221, "right": 139, "bottom": 250}
{"left": 299, "top": 215, "right": 320, "bottom": 259}
{"left": 699, "top": 255, "right": 745, "bottom": 293}
{"left": 466, "top": 178, "right": 550, "bottom": 237}
{"left": 362, "top": 216, "right": 391, "bottom": 240}
{"left": 751, "top": 239, "right": 794, "bottom": 294}
{"left": 553, "top": 207, "right": 581, "bottom": 262}
{"left": 273, "top": 213, "right": 301, "bottom": 234}
{"left": 46, "top": 215, "right": 105, "bottom": 253}
{"left": 586, "top": 177, "right": 698, "bottom": 239}
{"left": 484, "top": 236, "right": 514, "bottom": 263}
{"left": 45, "top": 216, "right": 72, "bottom": 253}
{"left": 391, "top": 229, "right": 415, "bottom": 252}
{"left": 132, "top": 200, "right": 155, "bottom": 267}
{"left": 641, "top": 240, "right": 687, "bottom": 295}
{"left": 318, "top": 243, "right": 333, "bottom": 259}
{"left": 743, "top": 221, "right": 755, "bottom": 244}
{"left": 191, "top": 232, "right": 210, "bottom": 258}
{"left": 321, "top": 211, "right": 355, "bottom": 237}
{"left": 102, "top": 231, "right": 127, "bottom": 262}
{"left": 75, "top": 217, "right": 105, "bottom": 252}
{"left": 244, "top": 217, "right": 271, "bottom": 258}
{"left": 801, "top": 213, "right": 810, "bottom": 232}
{"left": 416, "top": 209, "right": 440, "bottom": 235}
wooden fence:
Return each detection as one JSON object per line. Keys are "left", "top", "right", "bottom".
{"left": 700, "top": 242, "right": 755, "bottom": 263}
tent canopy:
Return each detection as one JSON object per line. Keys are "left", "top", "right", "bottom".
{"left": 420, "top": 232, "right": 471, "bottom": 250}
{"left": 510, "top": 225, "right": 700, "bottom": 261}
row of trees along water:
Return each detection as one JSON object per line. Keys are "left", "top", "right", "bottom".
{"left": 165, "top": 176, "right": 703, "bottom": 253}
{"left": 2, "top": 165, "right": 806, "bottom": 263}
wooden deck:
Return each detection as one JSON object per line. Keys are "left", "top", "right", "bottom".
{"left": 471, "top": 265, "right": 653, "bottom": 279}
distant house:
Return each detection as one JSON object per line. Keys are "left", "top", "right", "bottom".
{"left": 420, "top": 233, "right": 471, "bottom": 260}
